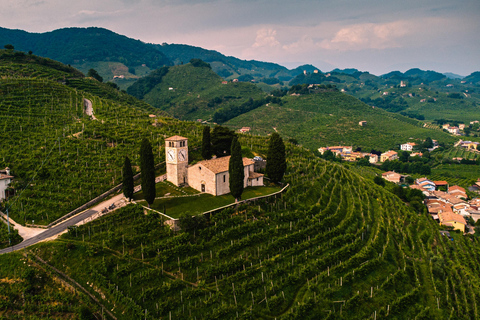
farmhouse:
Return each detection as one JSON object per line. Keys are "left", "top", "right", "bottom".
{"left": 0, "top": 167, "right": 13, "bottom": 201}
{"left": 380, "top": 150, "right": 398, "bottom": 162}
{"left": 165, "top": 136, "right": 264, "bottom": 196}
{"left": 382, "top": 171, "right": 403, "bottom": 183}
{"left": 400, "top": 142, "right": 416, "bottom": 151}
{"left": 438, "top": 211, "right": 467, "bottom": 232}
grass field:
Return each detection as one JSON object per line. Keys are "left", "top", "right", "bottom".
{"left": 136, "top": 185, "right": 282, "bottom": 218}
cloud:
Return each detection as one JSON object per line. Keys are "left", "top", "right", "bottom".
{"left": 252, "top": 28, "right": 280, "bottom": 48}
{"left": 320, "top": 21, "right": 410, "bottom": 50}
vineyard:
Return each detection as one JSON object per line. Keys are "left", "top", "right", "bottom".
{"left": 26, "top": 144, "right": 480, "bottom": 319}
{"left": 0, "top": 51, "right": 204, "bottom": 226}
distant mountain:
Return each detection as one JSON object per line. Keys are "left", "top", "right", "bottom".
{"left": 382, "top": 68, "right": 446, "bottom": 83}
{"left": 0, "top": 27, "right": 172, "bottom": 69}
{"left": 463, "top": 71, "right": 480, "bottom": 84}
{"left": 443, "top": 72, "right": 464, "bottom": 79}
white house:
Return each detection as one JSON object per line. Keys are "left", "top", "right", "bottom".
{"left": 0, "top": 167, "right": 13, "bottom": 201}
{"left": 400, "top": 142, "right": 416, "bottom": 151}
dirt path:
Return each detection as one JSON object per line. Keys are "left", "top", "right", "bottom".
{"left": 84, "top": 98, "right": 97, "bottom": 120}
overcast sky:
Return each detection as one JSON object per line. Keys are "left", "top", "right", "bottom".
{"left": 2, "top": 0, "right": 479, "bottom": 75}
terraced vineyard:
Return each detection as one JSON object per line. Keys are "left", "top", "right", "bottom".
{"left": 27, "top": 145, "right": 480, "bottom": 319}
{"left": 0, "top": 52, "right": 203, "bottom": 225}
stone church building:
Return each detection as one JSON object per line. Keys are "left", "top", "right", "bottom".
{"left": 165, "top": 135, "right": 264, "bottom": 196}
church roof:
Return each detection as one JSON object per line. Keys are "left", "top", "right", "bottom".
{"left": 165, "top": 135, "right": 187, "bottom": 141}
{"left": 197, "top": 156, "right": 254, "bottom": 174}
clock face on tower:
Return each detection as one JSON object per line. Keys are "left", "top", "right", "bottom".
{"left": 179, "top": 149, "right": 187, "bottom": 162}
{"left": 167, "top": 149, "right": 176, "bottom": 161}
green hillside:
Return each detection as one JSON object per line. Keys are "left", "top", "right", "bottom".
{"left": 0, "top": 49, "right": 202, "bottom": 226}
{"left": 1, "top": 50, "right": 480, "bottom": 320}
{"left": 17, "top": 143, "right": 480, "bottom": 319}
{"left": 128, "top": 62, "right": 266, "bottom": 121}
{"left": 290, "top": 69, "right": 480, "bottom": 124}
{"left": 226, "top": 89, "right": 456, "bottom": 151}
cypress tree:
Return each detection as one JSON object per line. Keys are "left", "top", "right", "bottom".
{"left": 229, "top": 137, "right": 244, "bottom": 201}
{"left": 140, "top": 138, "right": 156, "bottom": 207}
{"left": 266, "top": 132, "right": 286, "bottom": 183}
{"left": 201, "top": 126, "right": 212, "bottom": 160}
{"left": 122, "top": 156, "right": 134, "bottom": 201}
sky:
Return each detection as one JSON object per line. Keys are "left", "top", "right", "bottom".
{"left": 2, "top": 0, "right": 480, "bottom": 75}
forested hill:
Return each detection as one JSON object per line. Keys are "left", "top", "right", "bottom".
{"left": 0, "top": 27, "right": 172, "bottom": 69}
{"left": 127, "top": 61, "right": 266, "bottom": 121}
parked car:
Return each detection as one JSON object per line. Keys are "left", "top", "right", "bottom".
{"left": 253, "top": 156, "right": 263, "bottom": 161}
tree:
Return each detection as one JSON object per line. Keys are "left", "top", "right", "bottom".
{"left": 374, "top": 175, "right": 385, "bottom": 187}
{"left": 140, "top": 138, "right": 156, "bottom": 207}
{"left": 229, "top": 137, "right": 244, "bottom": 201}
{"left": 211, "top": 125, "right": 235, "bottom": 157}
{"left": 122, "top": 156, "right": 134, "bottom": 201}
{"left": 201, "top": 126, "right": 212, "bottom": 160}
{"left": 266, "top": 132, "right": 286, "bottom": 183}
{"left": 423, "top": 137, "right": 433, "bottom": 149}
{"left": 87, "top": 68, "right": 103, "bottom": 82}
{"left": 4, "top": 44, "right": 14, "bottom": 50}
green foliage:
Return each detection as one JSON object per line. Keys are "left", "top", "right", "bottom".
{"left": 201, "top": 126, "right": 212, "bottom": 160}
{"left": 87, "top": 68, "right": 103, "bottom": 82}
{"left": 374, "top": 175, "right": 385, "bottom": 186}
{"left": 229, "top": 137, "right": 244, "bottom": 200}
{"left": 189, "top": 58, "right": 211, "bottom": 69}
{"left": 266, "top": 132, "right": 286, "bottom": 183}
{"left": 211, "top": 125, "right": 235, "bottom": 157}
{"left": 4, "top": 44, "right": 14, "bottom": 50}
{"left": 226, "top": 91, "right": 456, "bottom": 151}
{"left": 122, "top": 156, "right": 134, "bottom": 201}
{"left": 140, "top": 138, "right": 155, "bottom": 206}
{"left": 126, "top": 66, "right": 169, "bottom": 99}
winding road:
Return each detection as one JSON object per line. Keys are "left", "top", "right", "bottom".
{"left": 0, "top": 209, "right": 97, "bottom": 254}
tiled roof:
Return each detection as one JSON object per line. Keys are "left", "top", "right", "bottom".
{"left": 165, "top": 135, "right": 187, "bottom": 141}
{"left": 248, "top": 171, "right": 264, "bottom": 179}
{"left": 439, "top": 211, "right": 466, "bottom": 225}
{"left": 449, "top": 185, "right": 466, "bottom": 193}
{"left": 0, "top": 174, "right": 13, "bottom": 180}
{"left": 196, "top": 156, "right": 254, "bottom": 174}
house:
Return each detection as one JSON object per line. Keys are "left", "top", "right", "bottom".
{"left": 460, "top": 141, "right": 479, "bottom": 150}
{"left": 0, "top": 167, "right": 13, "bottom": 201}
{"left": 416, "top": 178, "right": 436, "bottom": 191}
{"left": 433, "top": 181, "right": 448, "bottom": 190}
{"left": 382, "top": 171, "right": 403, "bottom": 183}
{"left": 188, "top": 156, "right": 263, "bottom": 196}
{"left": 438, "top": 211, "right": 466, "bottom": 232}
{"left": 459, "top": 124, "right": 466, "bottom": 130}
{"left": 165, "top": 135, "right": 264, "bottom": 196}
{"left": 368, "top": 154, "right": 379, "bottom": 164}
{"left": 400, "top": 142, "right": 416, "bottom": 151}
{"left": 239, "top": 127, "right": 251, "bottom": 133}
{"left": 318, "top": 146, "right": 352, "bottom": 155}
{"left": 411, "top": 152, "right": 423, "bottom": 158}
{"left": 380, "top": 150, "right": 398, "bottom": 162}
{"left": 447, "top": 126, "right": 460, "bottom": 135}
{"left": 222, "top": 81, "right": 228, "bottom": 84}
{"left": 448, "top": 185, "right": 467, "bottom": 199}
{"left": 358, "top": 121, "right": 367, "bottom": 126}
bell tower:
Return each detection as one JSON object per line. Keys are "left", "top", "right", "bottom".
{"left": 165, "top": 135, "right": 188, "bottom": 186}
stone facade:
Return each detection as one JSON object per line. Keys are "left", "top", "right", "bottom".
{"left": 165, "top": 136, "right": 264, "bottom": 195}
{"left": 165, "top": 136, "right": 189, "bottom": 186}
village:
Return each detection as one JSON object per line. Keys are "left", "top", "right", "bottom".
{"left": 319, "top": 138, "right": 480, "bottom": 235}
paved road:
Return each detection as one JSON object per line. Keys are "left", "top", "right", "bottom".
{"left": 0, "top": 209, "right": 97, "bottom": 255}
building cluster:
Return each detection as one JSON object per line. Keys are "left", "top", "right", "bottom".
{"left": 318, "top": 146, "right": 379, "bottom": 163}
{"left": 409, "top": 177, "right": 479, "bottom": 233}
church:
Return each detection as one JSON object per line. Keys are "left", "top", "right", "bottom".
{"left": 165, "top": 135, "right": 264, "bottom": 196}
